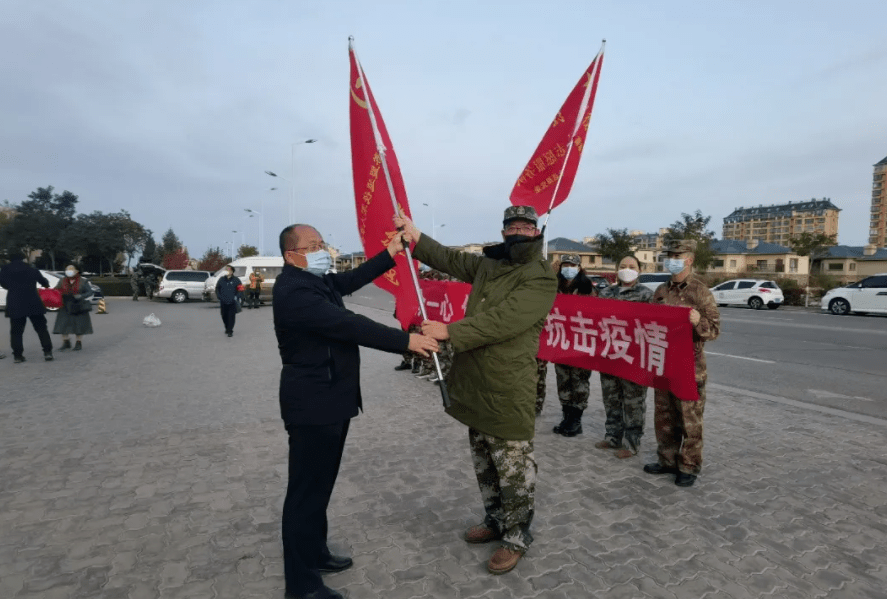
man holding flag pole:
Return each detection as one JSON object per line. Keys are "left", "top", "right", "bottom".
{"left": 396, "top": 207, "right": 557, "bottom": 574}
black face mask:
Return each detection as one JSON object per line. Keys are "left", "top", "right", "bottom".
{"left": 485, "top": 233, "right": 538, "bottom": 260}
{"left": 503, "top": 234, "right": 533, "bottom": 248}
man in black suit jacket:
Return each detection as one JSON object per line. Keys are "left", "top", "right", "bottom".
{"left": 0, "top": 253, "right": 54, "bottom": 363}
{"left": 273, "top": 224, "right": 437, "bottom": 599}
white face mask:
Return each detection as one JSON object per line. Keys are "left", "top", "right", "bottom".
{"left": 617, "top": 268, "right": 639, "bottom": 283}
{"left": 304, "top": 249, "right": 333, "bottom": 276}
{"left": 664, "top": 258, "right": 686, "bottom": 275}
{"left": 65, "top": 269, "right": 76, "bottom": 278}
{"left": 561, "top": 266, "right": 579, "bottom": 280}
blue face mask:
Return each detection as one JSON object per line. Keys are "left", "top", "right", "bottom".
{"left": 664, "top": 258, "right": 686, "bottom": 275}
{"left": 561, "top": 266, "right": 579, "bottom": 280}
{"left": 303, "top": 249, "right": 332, "bottom": 276}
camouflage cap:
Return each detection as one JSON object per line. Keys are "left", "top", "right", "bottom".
{"left": 560, "top": 253, "right": 581, "bottom": 265}
{"left": 503, "top": 205, "right": 539, "bottom": 226}
{"left": 666, "top": 239, "right": 697, "bottom": 254}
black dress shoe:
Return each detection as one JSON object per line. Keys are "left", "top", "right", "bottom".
{"left": 285, "top": 585, "right": 344, "bottom": 599}
{"left": 394, "top": 362, "right": 412, "bottom": 371}
{"left": 675, "top": 472, "right": 697, "bottom": 487}
{"left": 317, "top": 553, "right": 353, "bottom": 573}
{"left": 643, "top": 463, "right": 679, "bottom": 475}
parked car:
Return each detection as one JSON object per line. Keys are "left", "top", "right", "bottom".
{"left": 0, "top": 270, "right": 61, "bottom": 311}
{"left": 710, "top": 279, "right": 784, "bottom": 310}
{"left": 156, "top": 270, "right": 212, "bottom": 303}
{"left": 638, "top": 273, "right": 672, "bottom": 293}
{"left": 820, "top": 273, "right": 887, "bottom": 315}
{"left": 587, "top": 275, "right": 610, "bottom": 290}
{"left": 203, "top": 256, "right": 284, "bottom": 303}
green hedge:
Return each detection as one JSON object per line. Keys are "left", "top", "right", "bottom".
{"left": 89, "top": 277, "right": 136, "bottom": 297}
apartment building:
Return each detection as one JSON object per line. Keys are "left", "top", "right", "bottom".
{"left": 870, "top": 156, "right": 887, "bottom": 247}
{"left": 722, "top": 199, "right": 840, "bottom": 245}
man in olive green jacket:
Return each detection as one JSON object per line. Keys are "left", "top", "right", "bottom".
{"left": 396, "top": 206, "right": 557, "bottom": 575}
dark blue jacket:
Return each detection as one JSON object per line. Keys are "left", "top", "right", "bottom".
{"left": 0, "top": 260, "right": 50, "bottom": 320}
{"left": 215, "top": 275, "right": 243, "bottom": 305}
{"left": 273, "top": 250, "right": 410, "bottom": 426}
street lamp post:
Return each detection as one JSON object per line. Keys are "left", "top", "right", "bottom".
{"left": 266, "top": 138, "right": 317, "bottom": 224}
{"left": 232, "top": 230, "right": 241, "bottom": 259}
{"left": 245, "top": 208, "right": 264, "bottom": 256}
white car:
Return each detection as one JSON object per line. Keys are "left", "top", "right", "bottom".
{"left": 0, "top": 270, "right": 61, "bottom": 311}
{"left": 710, "top": 279, "right": 784, "bottom": 310}
{"left": 820, "top": 273, "right": 887, "bottom": 315}
{"left": 638, "top": 273, "right": 672, "bottom": 293}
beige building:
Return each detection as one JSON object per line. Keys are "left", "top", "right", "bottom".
{"left": 722, "top": 199, "right": 840, "bottom": 245}
{"left": 817, "top": 245, "right": 887, "bottom": 282}
{"left": 870, "top": 156, "right": 887, "bottom": 247}
{"left": 708, "top": 240, "right": 809, "bottom": 276}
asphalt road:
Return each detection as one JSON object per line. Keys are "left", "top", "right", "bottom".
{"left": 343, "top": 284, "right": 887, "bottom": 420}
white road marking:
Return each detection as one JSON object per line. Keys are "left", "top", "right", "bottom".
{"left": 720, "top": 317, "right": 887, "bottom": 336}
{"left": 707, "top": 352, "right": 775, "bottom": 364}
{"left": 808, "top": 389, "right": 874, "bottom": 402}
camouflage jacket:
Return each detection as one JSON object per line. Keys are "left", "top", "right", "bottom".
{"left": 652, "top": 274, "right": 720, "bottom": 383}
{"left": 599, "top": 282, "right": 653, "bottom": 303}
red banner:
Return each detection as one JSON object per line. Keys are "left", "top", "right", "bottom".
{"left": 509, "top": 47, "right": 604, "bottom": 216}
{"left": 418, "top": 280, "right": 699, "bottom": 400}
{"left": 349, "top": 41, "right": 419, "bottom": 329}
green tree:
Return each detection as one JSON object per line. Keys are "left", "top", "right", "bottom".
{"left": 664, "top": 209, "right": 716, "bottom": 271}
{"left": 237, "top": 244, "right": 259, "bottom": 258}
{"left": 788, "top": 231, "right": 837, "bottom": 258}
{"left": 142, "top": 231, "right": 159, "bottom": 264}
{"left": 117, "top": 211, "right": 148, "bottom": 270}
{"left": 595, "top": 228, "right": 635, "bottom": 262}
{"left": 62, "top": 211, "right": 129, "bottom": 276}
{"left": 161, "top": 228, "right": 182, "bottom": 255}
{"left": 198, "top": 247, "right": 228, "bottom": 272}
{"left": 6, "top": 186, "right": 79, "bottom": 269}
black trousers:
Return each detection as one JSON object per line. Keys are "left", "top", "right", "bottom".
{"left": 283, "top": 419, "right": 350, "bottom": 595}
{"left": 10, "top": 314, "right": 53, "bottom": 357}
{"left": 220, "top": 302, "right": 237, "bottom": 332}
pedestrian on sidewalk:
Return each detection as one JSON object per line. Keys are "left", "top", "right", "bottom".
{"left": 246, "top": 269, "right": 264, "bottom": 309}
{"left": 596, "top": 254, "right": 654, "bottom": 458}
{"left": 551, "top": 253, "right": 596, "bottom": 437}
{"left": 273, "top": 224, "right": 437, "bottom": 599}
{"left": 0, "top": 252, "right": 54, "bottom": 363}
{"left": 53, "top": 263, "right": 93, "bottom": 352}
{"left": 397, "top": 206, "right": 557, "bottom": 575}
{"left": 644, "top": 240, "right": 720, "bottom": 487}
{"left": 215, "top": 265, "right": 242, "bottom": 337}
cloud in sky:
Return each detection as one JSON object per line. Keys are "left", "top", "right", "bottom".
{"left": 1, "top": 0, "right": 885, "bottom": 257}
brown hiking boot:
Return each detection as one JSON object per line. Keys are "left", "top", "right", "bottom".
{"left": 488, "top": 546, "right": 523, "bottom": 574}
{"left": 464, "top": 524, "right": 500, "bottom": 544}
{"left": 614, "top": 449, "right": 634, "bottom": 459}
{"left": 594, "top": 439, "right": 621, "bottom": 449}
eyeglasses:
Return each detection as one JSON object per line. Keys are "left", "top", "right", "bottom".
{"left": 504, "top": 224, "right": 537, "bottom": 235}
{"left": 287, "top": 241, "right": 327, "bottom": 254}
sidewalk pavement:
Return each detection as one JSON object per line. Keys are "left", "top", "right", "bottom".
{"left": 1, "top": 299, "right": 886, "bottom": 598}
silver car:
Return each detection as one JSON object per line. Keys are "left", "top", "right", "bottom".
{"left": 156, "top": 270, "right": 211, "bottom": 303}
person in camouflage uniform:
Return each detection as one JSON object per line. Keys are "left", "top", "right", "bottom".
{"left": 596, "top": 255, "right": 654, "bottom": 458}
{"left": 643, "top": 239, "right": 720, "bottom": 488}
{"left": 552, "top": 254, "right": 597, "bottom": 437}
{"left": 129, "top": 268, "right": 140, "bottom": 301}
{"left": 397, "top": 205, "right": 557, "bottom": 575}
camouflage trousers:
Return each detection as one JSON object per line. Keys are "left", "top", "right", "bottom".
{"left": 468, "top": 428, "right": 536, "bottom": 552}
{"left": 599, "top": 373, "right": 648, "bottom": 453}
{"left": 653, "top": 382, "right": 707, "bottom": 475}
{"left": 535, "top": 359, "right": 548, "bottom": 413}
{"left": 554, "top": 364, "right": 592, "bottom": 411}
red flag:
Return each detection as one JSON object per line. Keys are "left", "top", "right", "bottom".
{"left": 510, "top": 44, "right": 605, "bottom": 216}
{"left": 349, "top": 41, "right": 420, "bottom": 329}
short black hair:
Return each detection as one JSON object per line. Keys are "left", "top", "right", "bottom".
{"left": 7, "top": 251, "right": 25, "bottom": 261}
{"left": 617, "top": 253, "right": 643, "bottom": 270}
{"left": 279, "top": 224, "right": 311, "bottom": 256}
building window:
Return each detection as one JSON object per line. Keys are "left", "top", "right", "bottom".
{"left": 713, "top": 259, "right": 724, "bottom": 268}
{"left": 729, "top": 259, "right": 737, "bottom": 268}
{"left": 850, "top": 263, "right": 856, "bottom": 271}
{"left": 827, "top": 263, "right": 843, "bottom": 271}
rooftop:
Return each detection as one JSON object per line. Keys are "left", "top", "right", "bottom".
{"left": 724, "top": 198, "right": 841, "bottom": 222}
{"left": 711, "top": 240, "right": 796, "bottom": 255}
{"left": 875, "top": 155, "right": 887, "bottom": 167}
{"left": 547, "top": 237, "right": 596, "bottom": 252}
{"left": 821, "top": 245, "right": 887, "bottom": 260}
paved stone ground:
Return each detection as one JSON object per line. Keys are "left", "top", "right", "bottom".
{"left": 1, "top": 298, "right": 886, "bottom": 598}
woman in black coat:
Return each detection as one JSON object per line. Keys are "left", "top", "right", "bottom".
{"left": 53, "top": 263, "right": 94, "bottom": 351}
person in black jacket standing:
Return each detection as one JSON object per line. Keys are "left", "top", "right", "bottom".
{"left": 274, "top": 224, "right": 437, "bottom": 599}
{"left": 0, "top": 253, "right": 54, "bottom": 363}
{"left": 215, "top": 266, "right": 242, "bottom": 337}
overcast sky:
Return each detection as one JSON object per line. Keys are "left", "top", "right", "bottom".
{"left": 2, "top": 0, "right": 885, "bottom": 257}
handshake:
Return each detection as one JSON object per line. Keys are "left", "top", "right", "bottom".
{"left": 407, "top": 320, "right": 450, "bottom": 357}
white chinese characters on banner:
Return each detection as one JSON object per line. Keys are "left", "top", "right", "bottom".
{"left": 544, "top": 311, "right": 669, "bottom": 375}
{"left": 424, "top": 293, "right": 455, "bottom": 322}
{"left": 634, "top": 319, "right": 669, "bottom": 376}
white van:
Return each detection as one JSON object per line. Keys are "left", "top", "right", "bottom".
{"left": 203, "top": 256, "right": 285, "bottom": 303}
